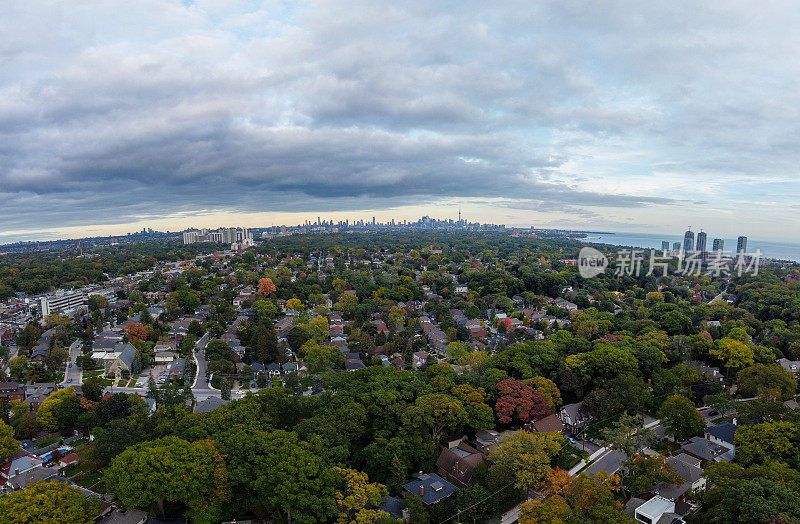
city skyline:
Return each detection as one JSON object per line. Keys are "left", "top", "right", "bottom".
{"left": 3, "top": 2, "right": 800, "bottom": 243}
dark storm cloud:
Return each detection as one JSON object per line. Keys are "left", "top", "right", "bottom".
{"left": 1, "top": 0, "right": 799, "bottom": 235}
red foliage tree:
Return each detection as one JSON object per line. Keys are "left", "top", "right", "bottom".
{"left": 125, "top": 321, "right": 148, "bottom": 342}
{"left": 495, "top": 379, "right": 550, "bottom": 425}
{"left": 258, "top": 278, "right": 277, "bottom": 297}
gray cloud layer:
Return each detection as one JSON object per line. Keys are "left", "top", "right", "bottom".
{"left": 2, "top": 0, "right": 799, "bottom": 234}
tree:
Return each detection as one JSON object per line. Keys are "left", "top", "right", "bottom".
{"left": 598, "top": 413, "right": 656, "bottom": 457}
{"left": 251, "top": 324, "right": 279, "bottom": 363}
{"left": 0, "top": 420, "right": 21, "bottom": 460}
{"left": 37, "top": 387, "right": 76, "bottom": 432}
{"left": 452, "top": 485, "right": 492, "bottom": 524}
{"left": 103, "top": 437, "right": 230, "bottom": 521}
{"left": 450, "top": 384, "right": 494, "bottom": 431}
{"left": 403, "top": 493, "right": 429, "bottom": 524}
{"left": 446, "top": 341, "right": 472, "bottom": 363}
{"left": 252, "top": 299, "right": 279, "bottom": 322}
{"left": 258, "top": 277, "right": 277, "bottom": 297}
{"left": 124, "top": 321, "right": 148, "bottom": 342}
{"left": 523, "top": 376, "right": 562, "bottom": 411}
{"left": 258, "top": 431, "right": 338, "bottom": 523}
{"left": 14, "top": 413, "right": 38, "bottom": 440}
{"left": 8, "top": 355, "right": 27, "bottom": 381}
{"left": 303, "top": 341, "right": 345, "bottom": 372}
{"left": 520, "top": 469, "right": 628, "bottom": 523}
{"left": 220, "top": 378, "right": 232, "bottom": 401}
{"left": 660, "top": 310, "right": 692, "bottom": 335}
{"left": 495, "top": 379, "right": 550, "bottom": 425}
{"left": 53, "top": 395, "right": 84, "bottom": 430}
{"left": 333, "top": 467, "right": 390, "bottom": 524}
{"left": 705, "top": 392, "right": 737, "bottom": 418}
{"left": 82, "top": 377, "right": 103, "bottom": 404}
{"left": 711, "top": 337, "right": 754, "bottom": 374}
{"left": 703, "top": 476, "right": 800, "bottom": 523}
{"left": 286, "top": 297, "right": 305, "bottom": 312}
{"left": 488, "top": 431, "right": 562, "bottom": 491}
{"left": 622, "top": 455, "right": 681, "bottom": 495}
{"left": 287, "top": 325, "right": 314, "bottom": 351}
{"left": 402, "top": 393, "right": 468, "bottom": 444}
{"left": 736, "top": 363, "right": 797, "bottom": 400}
{"left": 735, "top": 421, "right": 799, "bottom": 467}
{"left": 205, "top": 339, "right": 232, "bottom": 362}
{"left": 657, "top": 395, "right": 706, "bottom": 441}
{"left": 0, "top": 480, "right": 102, "bottom": 524}
{"left": 308, "top": 316, "right": 330, "bottom": 343}
{"left": 335, "top": 293, "right": 359, "bottom": 316}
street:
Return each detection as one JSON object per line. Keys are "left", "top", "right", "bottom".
{"left": 584, "top": 449, "right": 627, "bottom": 476}
{"left": 104, "top": 385, "right": 223, "bottom": 400}
{"left": 193, "top": 348, "right": 208, "bottom": 389}
{"left": 1, "top": 344, "right": 19, "bottom": 376}
{"left": 60, "top": 339, "right": 83, "bottom": 386}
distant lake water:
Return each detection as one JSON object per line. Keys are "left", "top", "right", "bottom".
{"left": 579, "top": 232, "right": 800, "bottom": 263}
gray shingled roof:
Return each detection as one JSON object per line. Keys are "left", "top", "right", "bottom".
{"left": 403, "top": 473, "right": 458, "bottom": 505}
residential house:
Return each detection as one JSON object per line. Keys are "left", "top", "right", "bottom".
{"left": 24, "top": 383, "right": 58, "bottom": 411}
{"left": 558, "top": 402, "right": 590, "bottom": 435}
{"left": 372, "top": 319, "right": 390, "bottom": 334}
{"left": 154, "top": 350, "right": 178, "bottom": 364}
{"left": 193, "top": 397, "right": 230, "bottom": 413}
{"left": 98, "top": 508, "right": 149, "bottom": 524}
{"left": 0, "top": 381, "right": 24, "bottom": 402}
{"left": 403, "top": 473, "right": 459, "bottom": 506}
{"left": 655, "top": 453, "right": 706, "bottom": 503}
{"left": 169, "top": 358, "right": 187, "bottom": 379}
{"left": 706, "top": 421, "right": 737, "bottom": 460}
{"left": 777, "top": 358, "right": 800, "bottom": 374}
{"left": 553, "top": 298, "right": 578, "bottom": 313}
{"left": 627, "top": 495, "right": 683, "bottom": 524}
{"left": 680, "top": 435, "right": 734, "bottom": 467}
{"left": 529, "top": 413, "right": 565, "bottom": 434}
{"left": 377, "top": 496, "right": 405, "bottom": 521}
{"left": 412, "top": 351, "right": 430, "bottom": 370}
{"left": 0, "top": 452, "right": 46, "bottom": 491}
{"left": 472, "top": 429, "right": 516, "bottom": 455}
{"left": 435, "top": 443, "right": 485, "bottom": 487}
{"left": 58, "top": 453, "right": 80, "bottom": 469}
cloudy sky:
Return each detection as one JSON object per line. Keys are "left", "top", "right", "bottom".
{"left": 3, "top": 0, "right": 800, "bottom": 243}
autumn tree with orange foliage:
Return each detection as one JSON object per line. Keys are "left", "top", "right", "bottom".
{"left": 125, "top": 321, "right": 148, "bottom": 342}
{"left": 520, "top": 468, "right": 629, "bottom": 524}
{"left": 258, "top": 278, "right": 277, "bottom": 298}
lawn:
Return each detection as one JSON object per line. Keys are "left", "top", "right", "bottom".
{"left": 116, "top": 379, "right": 127, "bottom": 387}
{"left": 85, "top": 370, "right": 114, "bottom": 386}
{"left": 35, "top": 437, "right": 61, "bottom": 449}
{"left": 554, "top": 441, "right": 589, "bottom": 470}
{"left": 76, "top": 471, "right": 104, "bottom": 489}
{"left": 63, "top": 462, "right": 92, "bottom": 478}
{"left": 127, "top": 379, "right": 137, "bottom": 387}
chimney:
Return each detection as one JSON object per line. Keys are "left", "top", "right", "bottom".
{"left": 15, "top": 469, "right": 19, "bottom": 476}
{"left": 419, "top": 485, "right": 424, "bottom": 497}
